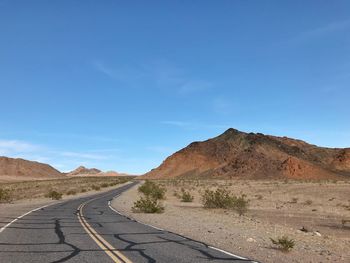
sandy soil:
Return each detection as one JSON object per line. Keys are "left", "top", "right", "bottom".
{"left": 111, "top": 180, "right": 350, "bottom": 263}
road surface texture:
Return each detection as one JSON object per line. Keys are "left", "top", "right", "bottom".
{"left": 0, "top": 182, "right": 256, "bottom": 263}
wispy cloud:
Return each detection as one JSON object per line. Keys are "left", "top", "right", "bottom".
{"left": 161, "top": 121, "right": 191, "bottom": 127}
{"left": 0, "top": 140, "right": 41, "bottom": 155}
{"left": 93, "top": 60, "right": 212, "bottom": 95}
{"left": 161, "top": 121, "right": 230, "bottom": 130}
{"left": 60, "top": 151, "right": 108, "bottom": 160}
{"left": 212, "top": 97, "right": 232, "bottom": 114}
{"left": 146, "top": 146, "right": 174, "bottom": 155}
{"left": 0, "top": 137, "right": 121, "bottom": 172}
{"left": 290, "top": 19, "right": 350, "bottom": 44}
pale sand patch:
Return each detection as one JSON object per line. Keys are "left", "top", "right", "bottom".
{"left": 111, "top": 180, "right": 350, "bottom": 263}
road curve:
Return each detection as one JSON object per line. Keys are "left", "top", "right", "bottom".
{"left": 0, "top": 182, "right": 256, "bottom": 263}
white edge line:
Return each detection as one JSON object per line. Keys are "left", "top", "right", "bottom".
{"left": 0, "top": 204, "right": 52, "bottom": 233}
{"left": 108, "top": 195, "right": 164, "bottom": 231}
{"left": 108, "top": 192, "right": 251, "bottom": 260}
{"left": 108, "top": 202, "right": 125, "bottom": 216}
{"left": 142, "top": 223, "right": 164, "bottom": 231}
{"left": 208, "top": 246, "right": 247, "bottom": 260}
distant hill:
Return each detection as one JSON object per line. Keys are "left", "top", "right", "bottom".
{"left": 67, "top": 166, "right": 128, "bottom": 177}
{"left": 67, "top": 166, "right": 101, "bottom": 176}
{"left": 143, "top": 128, "right": 350, "bottom": 180}
{"left": 0, "top": 156, "right": 62, "bottom": 181}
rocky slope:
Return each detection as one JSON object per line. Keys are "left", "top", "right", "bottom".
{"left": 0, "top": 156, "right": 62, "bottom": 179}
{"left": 67, "top": 166, "right": 101, "bottom": 176}
{"left": 67, "top": 166, "right": 126, "bottom": 177}
{"left": 144, "top": 128, "right": 350, "bottom": 179}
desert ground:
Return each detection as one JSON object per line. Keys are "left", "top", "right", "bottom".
{"left": 0, "top": 176, "right": 133, "bottom": 202}
{"left": 112, "top": 179, "right": 350, "bottom": 263}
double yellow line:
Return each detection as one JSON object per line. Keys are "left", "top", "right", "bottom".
{"left": 77, "top": 200, "right": 132, "bottom": 263}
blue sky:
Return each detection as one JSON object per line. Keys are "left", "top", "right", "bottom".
{"left": 0, "top": 1, "right": 349, "bottom": 174}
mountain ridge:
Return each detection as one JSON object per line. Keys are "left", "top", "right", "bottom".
{"left": 143, "top": 128, "right": 350, "bottom": 179}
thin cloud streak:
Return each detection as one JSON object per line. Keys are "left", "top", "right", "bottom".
{"left": 290, "top": 19, "right": 350, "bottom": 44}
{"left": 93, "top": 60, "right": 212, "bottom": 95}
{"left": 161, "top": 121, "right": 230, "bottom": 131}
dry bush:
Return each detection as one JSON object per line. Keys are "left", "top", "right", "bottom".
{"left": 270, "top": 236, "right": 295, "bottom": 252}
{"left": 0, "top": 188, "right": 12, "bottom": 203}
{"left": 45, "top": 190, "right": 62, "bottom": 200}
{"left": 202, "top": 188, "right": 249, "bottom": 216}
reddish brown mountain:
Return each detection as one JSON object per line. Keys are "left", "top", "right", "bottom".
{"left": 67, "top": 166, "right": 127, "bottom": 177}
{"left": 144, "top": 129, "right": 350, "bottom": 180}
{"left": 67, "top": 166, "right": 101, "bottom": 176}
{"left": 0, "top": 156, "right": 62, "bottom": 180}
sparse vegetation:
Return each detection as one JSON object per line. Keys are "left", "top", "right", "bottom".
{"left": 304, "top": 199, "right": 313, "bottom": 205}
{"left": 66, "top": 190, "right": 77, "bottom": 195}
{"left": 270, "top": 235, "right": 295, "bottom": 252}
{"left": 180, "top": 189, "right": 194, "bottom": 202}
{"left": 45, "top": 190, "right": 63, "bottom": 200}
{"left": 291, "top": 197, "right": 298, "bottom": 203}
{"left": 0, "top": 176, "right": 133, "bottom": 201}
{"left": 201, "top": 188, "right": 249, "bottom": 215}
{"left": 92, "top": 184, "right": 101, "bottom": 191}
{"left": 132, "top": 196, "right": 164, "bottom": 213}
{"left": 133, "top": 181, "right": 166, "bottom": 213}
{"left": 0, "top": 188, "right": 12, "bottom": 203}
{"left": 138, "top": 180, "right": 166, "bottom": 200}
{"left": 341, "top": 219, "right": 350, "bottom": 227}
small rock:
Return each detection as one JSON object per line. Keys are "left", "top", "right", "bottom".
{"left": 246, "top": 237, "right": 256, "bottom": 243}
{"left": 314, "top": 231, "right": 322, "bottom": 237}
{"left": 300, "top": 226, "right": 309, "bottom": 232}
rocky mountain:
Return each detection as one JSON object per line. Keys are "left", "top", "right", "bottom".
{"left": 144, "top": 128, "right": 350, "bottom": 180}
{"left": 0, "top": 156, "right": 62, "bottom": 179}
{"left": 67, "top": 166, "right": 101, "bottom": 176}
{"left": 67, "top": 166, "right": 126, "bottom": 177}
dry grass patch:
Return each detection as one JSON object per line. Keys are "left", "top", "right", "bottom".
{"left": 0, "top": 176, "right": 133, "bottom": 202}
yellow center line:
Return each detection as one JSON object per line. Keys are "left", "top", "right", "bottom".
{"left": 77, "top": 201, "right": 133, "bottom": 263}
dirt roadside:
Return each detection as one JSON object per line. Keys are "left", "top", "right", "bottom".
{"left": 111, "top": 180, "right": 350, "bottom": 263}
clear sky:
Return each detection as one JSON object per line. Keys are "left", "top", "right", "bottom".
{"left": 0, "top": 1, "right": 349, "bottom": 174}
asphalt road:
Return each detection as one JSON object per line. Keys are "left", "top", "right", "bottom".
{"left": 0, "top": 182, "right": 256, "bottom": 263}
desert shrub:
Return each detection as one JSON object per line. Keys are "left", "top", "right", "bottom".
{"left": 46, "top": 190, "right": 62, "bottom": 200}
{"left": 202, "top": 188, "right": 249, "bottom": 215}
{"left": 304, "top": 200, "right": 313, "bottom": 205}
{"left": 270, "top": 236, "right": 295, "bottom": 252}
{"left": 100, "top": 183, "right": 109, "bottom": 188}
{"left": 291, "top": 198, "right": 298, "bottom": 203}
{"left": 132, "top": 196, "right": 164, "bottom": 213}
{"left": 234, "top": 195, "right": 249, "bottom": 216}
{"left": 202, "top": 188, "right": 235, "bottom": 209}
{"left": 80, "top": 188, "right": 87, "bottom": 193}
{"left": 0, "top": 188, "right": 12, "bottom": 203}
{"left": 255, "top": 194, "right": 263, "bottom": 200}
{"left": 66, "top": 190, "right": 77, "bottom": 195}
{"left": 342, "top": 219, "right": 350, "bottom": 227}
{"left": 138, "top": 180, "right": 166, "bottom": 200}
{"left": 181, "top": 190, "right": 194, "bottom": 202}
{"left": 91, "top": 185, "right": 101, "bottom": 191}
